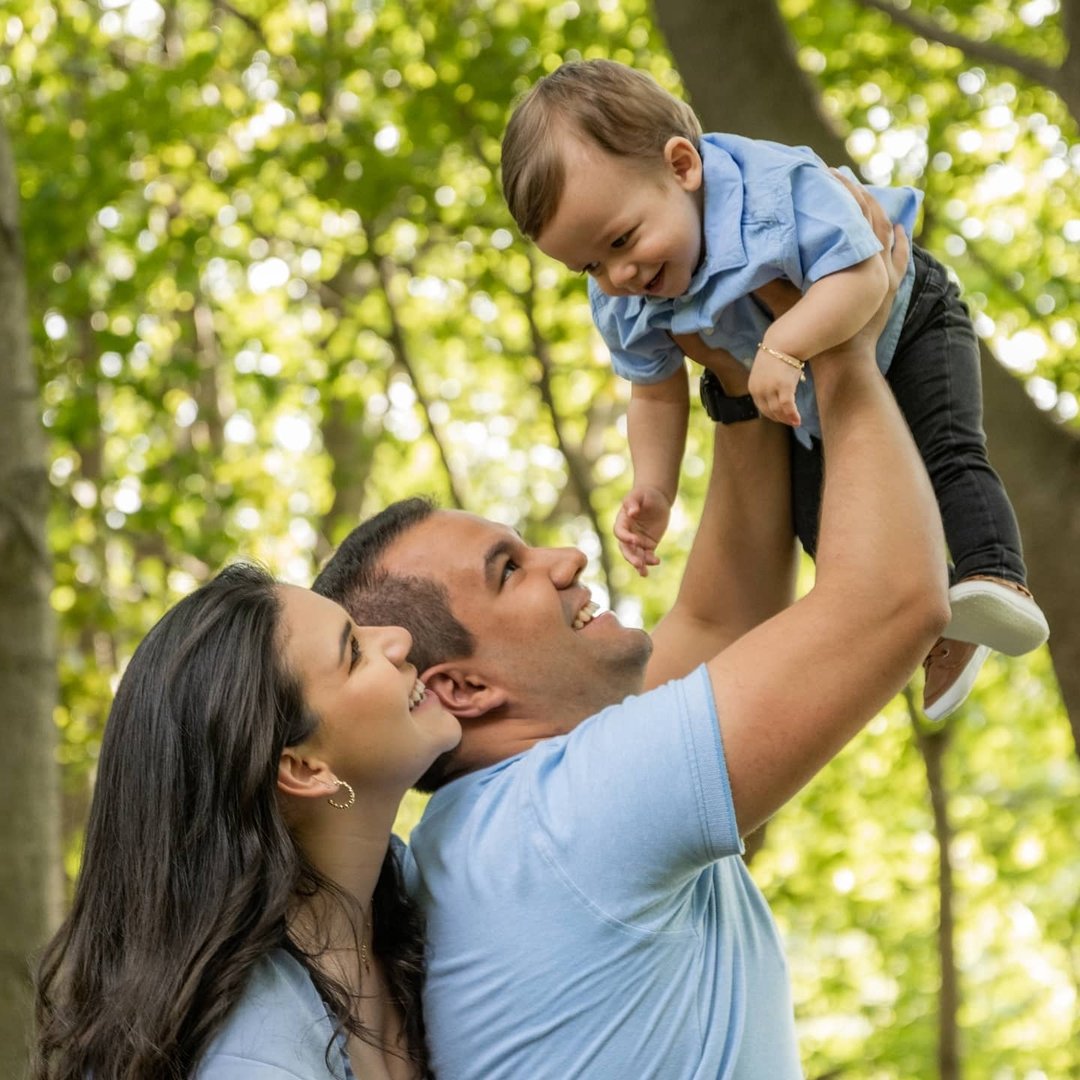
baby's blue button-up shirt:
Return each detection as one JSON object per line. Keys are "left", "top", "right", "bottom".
{"left": 590, "top": 133, "right": 922, "bottom": 444}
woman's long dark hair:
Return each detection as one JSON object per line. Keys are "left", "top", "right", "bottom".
{"left": 33, "top": 563, "right": 431, "bottom": 1079}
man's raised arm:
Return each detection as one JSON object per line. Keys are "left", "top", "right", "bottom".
{"left": 645, "top": 350, "right": 797, "bottom": 691}
{"left": 707, "top": 224, "right": 949, "bottom": 837}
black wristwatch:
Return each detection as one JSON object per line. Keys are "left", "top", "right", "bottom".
{"left": 699, "top": 369, "right": 759, "bottom": 424}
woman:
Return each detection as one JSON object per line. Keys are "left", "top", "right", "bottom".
{"left": 34, "top": 563, "right": 460, "bottom": 1079}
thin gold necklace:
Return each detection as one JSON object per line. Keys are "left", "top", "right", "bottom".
{"left": 360, "top": 907, "right": 373, "bottom": 974}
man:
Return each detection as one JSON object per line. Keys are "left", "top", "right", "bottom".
{"left": 313, "top": 198, "right": 948, "bottom": 1078}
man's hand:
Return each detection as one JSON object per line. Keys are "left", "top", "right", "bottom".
{"left": 828, "top": 168, "right": 909, "bottom": 346}
{"left": 747, "top": 347, "right": 803, "bottom": 427}
{"left": 614, "top": 485, "right": 671, "bottom": 577}
{"left": 754, "top": 170, "right": 907, "bottom": 335}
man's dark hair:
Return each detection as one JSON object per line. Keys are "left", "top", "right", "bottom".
{"left": 313, "top": 497, "right": 475, "bottom": 673}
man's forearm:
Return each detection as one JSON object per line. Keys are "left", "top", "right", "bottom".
{"left": 645, "top": 414, "right": 796, "bottom": 690}
{"left": 703, "top": 224, "right": 949, "bottom": 836}
{"left": 812, "top": 351, "right": 942, "bottom": 604}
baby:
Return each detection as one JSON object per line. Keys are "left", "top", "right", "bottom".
{"left": 501, "top": 58, "right": 1048, "bottom": 721}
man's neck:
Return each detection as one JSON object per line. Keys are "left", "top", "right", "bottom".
{"left": 425, "top": 705, "right": 599, "bottom": 788}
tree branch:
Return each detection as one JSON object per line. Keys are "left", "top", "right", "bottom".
{"left": 211, "top": 0, "right": 266, "bottom": 41}
{"left": 312, "top": 268, "right": 383, "bottom": 553}
{"left": 853, "top": 0, "right": 1065, "bottom": 97}
{"left": 1063, "top": 0, "right": 1080, "bottom": 84}
{"left": 191, "top": 301, "right": 226, "bottom": 458}
{"left": 521, "top": 257, "right": 620, "bottom": 607}
{"left": 903, "top": 686, "right": 961, "bottom": 1080}
{"left": 376, "top": 257, "right": 467, "bottom": 510}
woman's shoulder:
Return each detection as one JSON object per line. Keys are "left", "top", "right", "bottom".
{"left": 194, "top": 949, "right": 352, "bottom": 1079}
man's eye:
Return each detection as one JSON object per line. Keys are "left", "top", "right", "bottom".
{"left": 501, "top": 559, "right": 519, "bottom": 584}
{"left": 611, "top": 231, "right": 631, "bottom": 249}
{"left": 349, "top": 636, "right": 362, "bottom": 671}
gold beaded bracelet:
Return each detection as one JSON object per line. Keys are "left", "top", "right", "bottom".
{"left": 757, "top": 342, "right": 807, "bottom": 382}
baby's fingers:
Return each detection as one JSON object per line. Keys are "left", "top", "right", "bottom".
{"left": 614, "top": 507, "right": 639, "bottom": 546}
{"left": 623, "top": 491, "right": 644, "bottom": 519}
{"left": 779, "top": 393, "right": 801, "bottom": 427}
{"left": 618, "top": 538, "right": 643, "bottom": 571}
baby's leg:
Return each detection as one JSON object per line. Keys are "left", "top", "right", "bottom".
{"left": 887, "top": 246, "right": 1047, "bottom": 658}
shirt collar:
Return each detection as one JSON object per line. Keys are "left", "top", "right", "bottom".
{"left": 693, "top": 135, "right": 748, "bottom": 283}
{"left": 613, "top": 137, "right": 747, "bottom": 320}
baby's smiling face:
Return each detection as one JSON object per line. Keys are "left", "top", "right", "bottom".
{"left": 535, "top": 131, "right": 705, "bottom": 300}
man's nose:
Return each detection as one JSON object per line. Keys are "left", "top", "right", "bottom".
{"left": 548, "top": 546, "right": 587, "bottom": 589}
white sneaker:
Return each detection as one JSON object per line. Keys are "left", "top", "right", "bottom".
{"left": 944, "top": 576, "right": 1049, "bottom": 657}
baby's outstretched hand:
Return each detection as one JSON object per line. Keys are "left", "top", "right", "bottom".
{"left": 615, "top": 486, "right": 671, "bottom": 577}
{"left": 748, "top": 347, "right": 803, "bottom": 427}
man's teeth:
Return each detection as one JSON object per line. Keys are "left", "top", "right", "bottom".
{"left": 408, "top": 679, "right": 427, "bottom": 709}
{"left": 572, "top": 601, "right": 600, "bottom": 630}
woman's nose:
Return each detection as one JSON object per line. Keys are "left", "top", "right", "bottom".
{"left": 368, "top": 625, "right": 413, "bottom": 666}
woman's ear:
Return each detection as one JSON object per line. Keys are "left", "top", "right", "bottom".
{"left": 277, "top": 748, "right": 337, "bottom": 800}
{"left": 422, "top": 664, "right": 509, "bottom": 719}
{"left": 664, "top": 136, "right": 703, "bottom": 192}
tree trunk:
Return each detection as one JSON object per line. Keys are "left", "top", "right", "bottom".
{"left": 0, "top": 119, "right": 62, "bottom": 1078}
{"left": 979, "top": 347, "right": 1080, "bottom": 754}
{"left": 907, "top": 688, "right": 962, "bottom": 1080}
{"left": 318, "top": 395, "right": 380, "bottom": 557}
{"left": 653, "top": 0, "right": 848, "bottom": 162}
{"left": 654, "top": 0, "right": 1079, "bottom": 735}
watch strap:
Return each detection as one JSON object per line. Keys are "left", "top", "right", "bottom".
{"left": 699, "top": 369, "right": 760, "bottom": 424}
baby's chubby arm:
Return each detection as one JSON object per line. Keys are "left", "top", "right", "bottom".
{"left": 616, "top": 367, "right": 690, "bottom": 576}
{"left": 769, "top": 255, "right": 890, "bottom": 359}
{"left": 749, "top": 255, "right": 890, "bottom": 426}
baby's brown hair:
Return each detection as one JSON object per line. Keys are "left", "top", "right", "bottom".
{"left": 501, "top": 59, "right": 701, "bottom": 239}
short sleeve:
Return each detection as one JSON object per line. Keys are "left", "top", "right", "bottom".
{"left": 523, "top": 666, "right": 742, "bottom": 923}
{"left": 589, "top": 283, "right": 685, "bottom": 384}
{"left": 789, "top": 162, "right": 883, "bottom": 286}
{"left": 608, "top": 334, "right": 686, "bottom": 384}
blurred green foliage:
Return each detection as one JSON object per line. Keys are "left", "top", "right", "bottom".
{"left": 3, "top": 0, "right": 1077, "bottom": 1075}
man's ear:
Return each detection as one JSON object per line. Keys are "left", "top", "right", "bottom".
{"left": 664, "top": 136, "right": 703, "bottom": 192}
{"left": 277, "top": 747, "right": 337, "bottom": 801}
{"left": 422, "top": 663, "right": 509, "bottom": 719}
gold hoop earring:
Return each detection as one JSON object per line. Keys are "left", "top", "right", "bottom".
{"left": 327, "top": 779, "right": 355, "bottom": 810}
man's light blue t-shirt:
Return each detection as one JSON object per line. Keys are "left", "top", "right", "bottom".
{"left": 590, "top": 132, "right": 922, "bottom": 446}
{"left": 404, "top": 666, "right": 802, "bottom": 1080}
